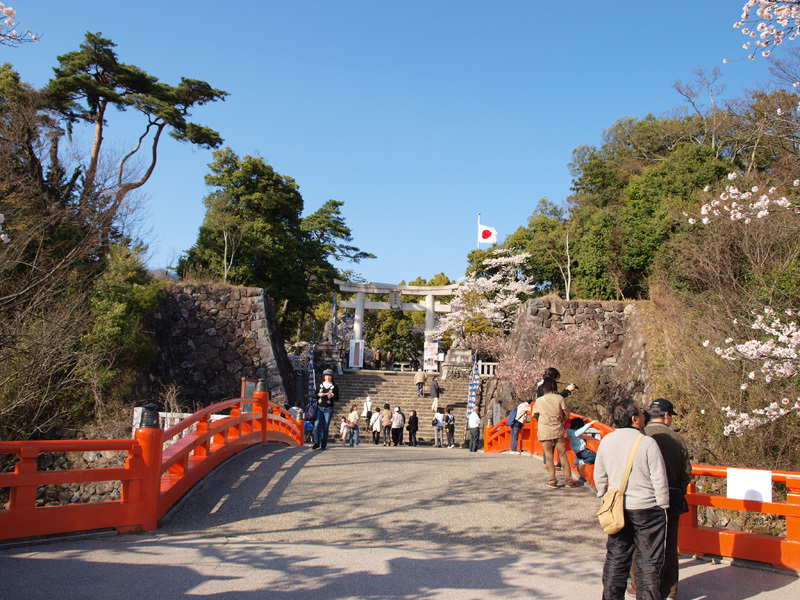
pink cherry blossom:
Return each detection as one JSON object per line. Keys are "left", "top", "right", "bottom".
{"left": 0, "top": 4, "right": 38, "bottom": 45}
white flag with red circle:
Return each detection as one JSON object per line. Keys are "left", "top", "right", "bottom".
{"left": 478, "top": 223, "right": 497, "bottom": 244}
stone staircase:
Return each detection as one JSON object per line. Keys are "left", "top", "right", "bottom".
{"left": 328, "top": 371, "right": 472, "bottom": 446}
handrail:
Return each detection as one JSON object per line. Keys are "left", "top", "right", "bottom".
{"left": 679, "top": 464, "right": 800, "bottom": 571}
{"left": 0, "top": 389, "right": 303, "bottom": 542}
{"left": 483, "top": 410, "right": 800, "bottom": 571}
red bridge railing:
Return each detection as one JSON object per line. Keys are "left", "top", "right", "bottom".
{"left": 0, "top": 389, "right": 303, "bottom": 541}
{"left": 484, "top": 412, "right": 800, "bottom": 571}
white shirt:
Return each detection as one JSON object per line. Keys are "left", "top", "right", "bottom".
{"left": 468, "top": 411, "right": 481, "bottom": 428}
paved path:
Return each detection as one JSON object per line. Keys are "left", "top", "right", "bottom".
{"left": 1, "top": 443, "right": 799, "bottom": 599}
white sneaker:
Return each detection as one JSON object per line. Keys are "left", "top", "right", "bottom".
{"left": 510, "top": 451, "right": 520, "bottom": 455}
{"left": 448, "top": 445, "right": 455, "bottom": 448}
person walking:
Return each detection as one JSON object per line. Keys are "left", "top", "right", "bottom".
{"left": 312, "top": 369, "right": 338, "bottom": 450}
{"left": 361, "top": 396, "right": 373, "bottom": 438}
{"left": 430, "top": 375, "right": 441, "bottom": 411}
{"left": 391, "top": 407, "right": 405, "bottom": 446}
{"left": 386, "top": 350, "right": 394, "bottom": 371}
{"left": 370, "top": 409, "right": 382, "bottom": 445}
{"left": 627, "top": 398, "right": 692, "bottom": 600}
{"left": 407, "top": 410, "right": 419, "bottom": 446}
{"left": 595, "top": 399, "right": 669, "bottom": 600}
{"left": 414, "top": 369, "right": 426, "bottom": 397}
{"left": 433, "top": 407, "right": 445, "bottom": 447}
{"left": 444, "top": 406, "right": 456, "bottom": 448}
{"left": 347, "top": 403, "right": 360, "bottom": 446}
{"left": 532, "top": 377, "right": 577, "bottom": 488}
{"left": 509, "top": 398, "right": 533, "bottom": 454}
{"left": 467, "top": 409, "right": 482, "bottom": 452}
{"left": 380, "top": 403, "right": 392, "bottom": 446}
{"left": 373, "top": 348, "right": 382, "bottom": 370}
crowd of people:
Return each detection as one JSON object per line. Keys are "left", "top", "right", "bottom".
{"left": 305, "top": 363, "right": 690, "bottom": 600}
{"left": 509, "top": 366, "right": 691, "bottom": 600}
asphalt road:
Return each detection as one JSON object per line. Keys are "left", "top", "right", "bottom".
{"left": 1, "top": 443, "right": 798, "bottom": 599}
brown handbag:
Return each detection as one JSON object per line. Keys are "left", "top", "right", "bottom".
{"left": 597, "top": 434, "right": 643, "bottom": 535}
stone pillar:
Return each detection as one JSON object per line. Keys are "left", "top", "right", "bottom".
{"left": 425, "top": 293, "right": 435, "bottom": 343}
{"left": 354, "top": 291, "right": 365, "bottom": 341}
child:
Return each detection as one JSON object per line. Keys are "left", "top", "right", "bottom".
{"left": 304, "top": 419, "right": 313, "bottom": 443}
{"left": 339, "top": 417, "right": 348, "bottom": 445}
{"left": 567, "top": 417, "right": 597, "bottom": 467}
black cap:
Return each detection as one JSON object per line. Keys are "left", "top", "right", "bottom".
{"left": 650, "top": 398, "right": 678, "bottom": 416}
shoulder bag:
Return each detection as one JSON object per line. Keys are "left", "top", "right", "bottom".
{"left": 597, "top": 434, "right": 643, "bottom": 535}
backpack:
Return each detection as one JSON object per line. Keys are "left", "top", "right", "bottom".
{"left": 444, "top": 414, "right": 455, "bottom": 432}
{"left": 506, "top": 407, "right": 517, "bottom": 426}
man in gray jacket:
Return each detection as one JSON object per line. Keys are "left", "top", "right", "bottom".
{"left": 629, "top": 398, "right": 692, "bottom": 600}
{"left": 595, "top": 399, "right": 669, "bottom": 600}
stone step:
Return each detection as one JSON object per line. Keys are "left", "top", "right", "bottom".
{"left": 315, "top": 371, "right": 475, "bottom": 445}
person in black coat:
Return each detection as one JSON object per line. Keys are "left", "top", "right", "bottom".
{"left": 407, "top": 410, "right": 419, "bottom": 446}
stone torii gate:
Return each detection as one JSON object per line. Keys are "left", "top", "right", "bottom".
{"left": 333, "top": 279, "right": 459, "bottom": 345}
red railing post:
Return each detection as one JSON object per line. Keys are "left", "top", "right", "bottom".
{"left": 135, "top": 426, "right": 164, "bottom": 531}
{"left": 786, "top": 475, "right": 800, "bottom": 545}
{"left": 9, "top": 445, "right": 38, "bottom": 513}
{"left": 253, "top": 388, "right": 270, "bottom": 443}
{"left": 680, "top": 480, "right": 698, "bottom": 529}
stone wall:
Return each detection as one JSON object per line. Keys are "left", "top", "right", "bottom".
{"left": 136, "top": 284, "right": 297, "bottom": 409}
{"left": 488, "top": 297, "right": 651, "bottom": 417}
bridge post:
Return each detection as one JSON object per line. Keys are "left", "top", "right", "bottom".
{"left": 253, "top": 385, "right": 270, "bottom": 444}
{"left": 135, "top": 426, "right": 164, "bottom": 531}
{"left": 786, "top": 475, "right": 800, "bottom": 546}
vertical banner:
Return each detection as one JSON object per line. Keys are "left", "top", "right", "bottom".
{"left": 307, "top": 338, "right": 316, "bottom": 406}
{"left": 349, "top": 339, "right": 364, "bottom": 369}
{"left": 467, "top": 353, "right": 480, "bottom": 416}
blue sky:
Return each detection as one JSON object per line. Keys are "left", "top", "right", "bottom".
{"left": 4, "top": 1, "right": 775, "bottom": 285}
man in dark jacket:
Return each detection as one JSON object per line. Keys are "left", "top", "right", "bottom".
{"left": 629, "top": 398, "right": 692, "bottom": 600}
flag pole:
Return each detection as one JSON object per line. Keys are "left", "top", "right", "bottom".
{"left": 477, "top": 213, "right": 481, "bottom": 249}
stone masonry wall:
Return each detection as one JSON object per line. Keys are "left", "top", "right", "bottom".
{"left": 136, "top": 284, "right": 297, "bottom": 409}
{"left": 0, "top": 285, "right": 298, "bottom": 512}
{"left": 492, "top": 297, "right": 651, "bottom": 416}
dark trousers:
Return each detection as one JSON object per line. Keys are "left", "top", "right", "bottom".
{"left": 446, "top": 429, "right": 455, "bottom": 447}
{"left": 631, "top": 510, "right": 680, "bottom": 598}
{"left": 469, "top": 427, "right": 480, "bottom": 452}
{"left": 372, "top": 430, "right": 380, "bottom": 444}
{"left": 382, "top": 425, "right": 391, "bottom": 444}
{"left": 408, "top": 431, "right": 417, "bottom": 446}
{"left": 603, "top": 507, "right": 667, "bottom": 600}
{"left": 391, "top": 427, "right": 403, "bottom": 445}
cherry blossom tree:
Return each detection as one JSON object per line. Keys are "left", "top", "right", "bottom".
{"left": 0, "top": 4, "right": 38, "bottom": 46}
{"left": 705, "top": 308, "right": 800, "bottom": 435}
{"left": 467, "top": 326, "right": 601, "bottom": 402}
{"left": 685, "top": 2, "right": 800, "bottom": 435}
{"left": 433, "top": 249, "right": 538, "bottom": 338}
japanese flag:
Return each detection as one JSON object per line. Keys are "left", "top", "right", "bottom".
{"left": 478, "top": 223, "right": 497, "bottom": 244}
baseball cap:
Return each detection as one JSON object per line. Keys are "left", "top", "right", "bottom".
{"left": 650, "top": 398, "right": 678, "bottom": 416}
